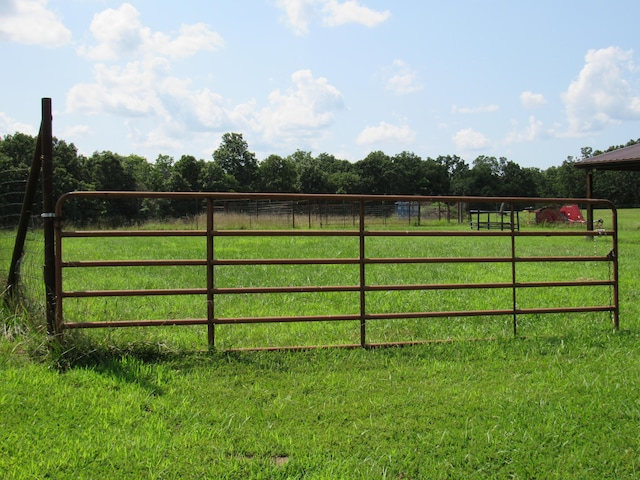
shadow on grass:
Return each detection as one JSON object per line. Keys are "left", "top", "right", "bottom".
{"left": 47, "top": 330, "right": 214, "bottom": 369}
{"left": 39, "top": 321, "right": 629, "bottom": 379}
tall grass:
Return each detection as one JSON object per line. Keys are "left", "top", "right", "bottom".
{"left": 0, "top": 209, "right": 638, "bottom": 478}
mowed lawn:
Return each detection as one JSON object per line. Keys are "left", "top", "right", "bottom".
{"left": 1, "top": 209, "right": 640, "bottom": 479}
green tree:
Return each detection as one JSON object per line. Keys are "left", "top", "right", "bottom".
{"left": 173, "top": 155, "right": 204, "bottom": 191}
{"left": 52, "top": 139, "right": 95, "bottom": 224}
{"left": 328, "top": 171, "right": 361, "bottom": 194}
{"left": 0, "top": 133, "right": 38, "bottom": 224}
{"left": 87, "top": 151, "right": 139, "bottom": 224}
{"left": 0, "top": 132, "right": 36, "bottom": 168}
{"left": 286, "top": 150, "right": 331, "bottom": 193}
{"left": 355, "top": 151, "right": 392, "bottom": 194}
{"left": 553, "top": 158, "right": 586, "bottom": 198}
{"left": 466, "top": 156, "right": 501, "bottom": 196}
{"left": 593, "top": 170, "right": 640, "bottom": 205}
{"left": 422, "top": 157, "right": 450, "bottom": 195}
{"left": 315, "top": 153, "right": 354, "bottom": 176}
{"left": 89, "top": 151, "right": 137, "bottom": 191}
{"left": 0, "top": 149, "right": 29, "bottom": 226}
{"left": 438, "top": 155, "right": 470, "bottom": 195}
{"left": 200, "top": 161, "right": 239, "bottom": 192}
{"left": 212, "top": 133, "right": 258, "bottom": 191}
{"left": 296, "top": 159, "right": 330, "bottom": 193}
{"left": 149, "top": 155, "right": 174, "bottom": 192}
{"left": 389, "top": 151, "right": 428, "bottom": 195}
{"left": 497, "top": 158, "right": 537, "bottom": 197}
{"left": 257, "top": 154, "right": 298, "bottom": 192}
{"left": 122, "top": 154, "right": 152, "bottom": 191}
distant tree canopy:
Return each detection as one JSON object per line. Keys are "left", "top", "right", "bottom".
{"left": 1, "top": 131, "right": 639, "bottom": 225}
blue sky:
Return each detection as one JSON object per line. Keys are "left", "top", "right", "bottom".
{"left": 2, "top": 0, "right": 640, "bottom": 169}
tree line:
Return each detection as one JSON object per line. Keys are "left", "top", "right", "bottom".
{"left": 1, "top": 131, "right": 639, "bottom": 225}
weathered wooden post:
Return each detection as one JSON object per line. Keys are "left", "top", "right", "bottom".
{"left": 41, "top": 98, "right": 57, "bottom": 336}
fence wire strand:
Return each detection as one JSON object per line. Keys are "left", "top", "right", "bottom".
{"left": 1, "top": 166, "right": 46, "bottom": 336}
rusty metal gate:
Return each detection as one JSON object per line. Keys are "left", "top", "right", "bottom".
{"left": 54, "top": 192, "right": 618, "bottom": 349}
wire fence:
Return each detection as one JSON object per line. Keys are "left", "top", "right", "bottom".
{"left": 58, "top": 197, "right": 464, "bottom": 230}
{"left": 1, "top": 165, "right": 46, "bottom": 336}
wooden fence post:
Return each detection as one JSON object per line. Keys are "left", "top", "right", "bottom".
{"left": 41, "top": 98, "right": 57, "bottom": 336}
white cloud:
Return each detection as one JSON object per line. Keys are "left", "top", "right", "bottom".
{"left": 0, "top": 0, "right": 71, "bottom": 46}
{"left": 153, "top": 23, "right": 225, "bottom": 59}
{"left": 505, "top": 116, "right": 545, "bottom": 143}
{"left": 520, "top": 91, "right": 546, "bottom": 108}
{"left": 276, "top": 0, "right": 389, "bottom": 36}
{"left": 356, "top": 121, "right": 416, "bottom": 145}
{"left": 452, "top": 104, "right": 499, "bottom": 114}
{"left": 452, "top": 128, "right": 490, "bottom": 150}
{"left": 258, "top": 69, "right": 344, "bottom": 145}
{"left": 61, "top": 124, "right": 92, "bottom": 139}
{"left": 275, "top": 0, "right": 315, "bottom": 35}
{"left": 321, "top": 0, "right": 390, "bottom": 28}
{"left": 158, "top": 76, "right": 256, "bottom": 133}
{"left": 79, "top": 3, "right": 142, "bottom": 60}
{"left": 67, "top": 59, "right": 170, "bottom": 117}
{"left": 69, "top": 4, "right": 346, "bottom": 153}
{"left": 68, "top": 63, "right": 342, "bottom": 152}
{"left": 0, "top": 111, "right": 36, "bottom": 135}
{"left": 78, "top": 2, "right": 224, "bottom": 61}
{"left": 66, "top": 59, "right": 247, "bottom": 151}
{"left": 385, "top": 59, "right": 423, "bottom": 95}
{"left": 68, "top": 3, "right": 228, "bottom": 151}
{"left": 562, "top": 46, "right": 640, "bottom": 136}
{"left": 134, "top": 124, "right": 184, "bottom": 151}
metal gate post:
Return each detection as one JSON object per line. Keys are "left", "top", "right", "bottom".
{"left": 509, "top": 204, "right": 518, "bottom": 336}
{"left": 611, "top": 207, "right": 620, "bottom": 330}
{"left": 359, "top": 200, "right": 366, "bottom": 347}
{"left": 207, "top": 198, "right": 215, "bottom": 346}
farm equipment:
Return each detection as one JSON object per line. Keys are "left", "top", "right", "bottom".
{"left": 535, "top": 204, "right": 585, "bottom": 224}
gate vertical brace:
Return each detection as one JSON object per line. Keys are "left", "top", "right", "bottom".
{"left": 54, "top": 202, "right": 64, "bottom": 335}
{"left": 611, "top": 205, "right": 620, "bottom": 330}
{"left": 41, "top": 98, "right": 57, "bottom": 336}
{"left": 510, "top": 204, "right": 518, "bottom": 336}
{"left": 206, "top": 198, "right": 215, "bottom": 346}
{"left": 291, "top": 200, "right": 295, "bottom": 229}
{"left": 359, "top": 200, "right": 366, "bottom": 347}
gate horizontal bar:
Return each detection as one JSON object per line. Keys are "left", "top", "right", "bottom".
{"left": 61, "top": 228, "right": 615, "bottom": 239}
{"left": 62, "top": 230, "right": 207, "bottom": 237}
{"left": 63, "top": 318, "right": 208, "bottom": 328}
{"left": 62, "top": 259, "right": 207, "bottom": 267}
{"left": 63, "top": 288, "right": 207, "bottom": 298}
{"left": 212, "top": 258, "right": 359, "bottom": 265}
{"left": 61, "top": 278, "right": 614, "bottom": 299}
{"left": 364, "top": 305, "right": 615, "bottom": 320}
{"left": 61, "top": 304, "right": 615, "bottom": 331}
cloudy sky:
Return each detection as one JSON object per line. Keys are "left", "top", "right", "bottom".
{"left": 2, "top": 0, "right": 640, "bottom": 169}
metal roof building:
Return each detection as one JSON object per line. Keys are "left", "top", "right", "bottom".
{"left": 574, "top": 142, "right": 640, "bottom": 172}
{"left": 574, "top": 142, "right": 640, "bottom": 227}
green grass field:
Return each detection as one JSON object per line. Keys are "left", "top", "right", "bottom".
{"left": 1, "top": 208, "right": 639, "bottom": 478}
